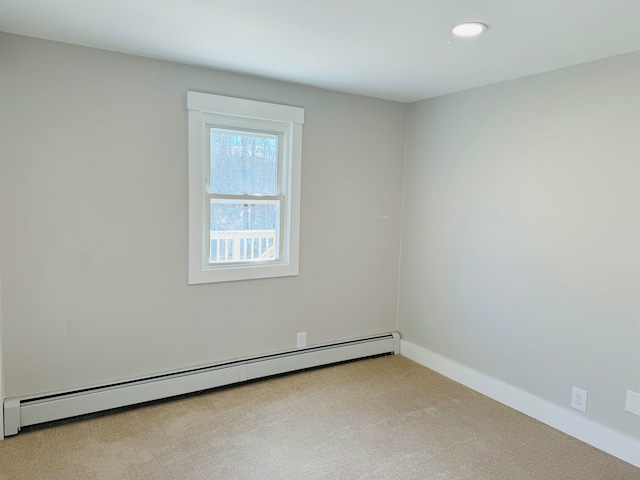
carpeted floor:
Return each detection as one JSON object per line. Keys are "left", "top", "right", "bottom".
{"left": 0, "top": 355, "right": 637, "bottom": 479}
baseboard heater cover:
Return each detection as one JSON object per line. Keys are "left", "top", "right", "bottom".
{"left": 3, "top": 332, "right": 400, "bottom": 436}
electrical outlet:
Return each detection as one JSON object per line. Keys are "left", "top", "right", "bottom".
{"left": 624, "top": 390, "right": 640, "bottom": 416}
{"left": 296, "top": 332, "right": 307, "bottom": 348}
{"left": 571, "top": 386, "right": 588, "bottom": 412}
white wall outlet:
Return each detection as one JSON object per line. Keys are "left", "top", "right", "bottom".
{"left": 296, "top": 332, "right": 307, "bottom": 348}
{"left": 571, "top": 386, "right": 588, "bottom": 412}
{"left": 624, "top": 390, "right": 640, "bottom": 416}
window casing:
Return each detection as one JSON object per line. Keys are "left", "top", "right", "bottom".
{"left": 187, "top": 91, "right": 303, "bottom": 284}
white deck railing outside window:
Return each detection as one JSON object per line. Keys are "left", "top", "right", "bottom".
{"left": 210, "top": 230, "right": 276, "bottom": 263}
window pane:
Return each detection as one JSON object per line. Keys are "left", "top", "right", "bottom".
{"left": 209, "top": 201, "right": 279, "bottom": 263}
{"left": 209, "top": 129, "right": 278, "bottom": 195}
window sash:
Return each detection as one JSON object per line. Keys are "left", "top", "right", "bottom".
{"left": 205, "top": 121, "right": 286, "bottom": 267}
{"left": 206, "top": 196, "right": 283, "bottom": 266}
{"left": 206, "top": 126, "right": 282, "bottom": 196}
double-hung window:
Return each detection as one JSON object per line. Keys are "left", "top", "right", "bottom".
{"left": 187, "top": 92, "right": 304, "bottom": 284}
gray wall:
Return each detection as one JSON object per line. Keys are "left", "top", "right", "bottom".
{"left": 399, "top": 52, "right": 640, "bottom": 439}
{"left": 0, "top": 33, "right": 407, "bottom": 397}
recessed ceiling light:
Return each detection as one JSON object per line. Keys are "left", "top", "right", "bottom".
{"left": 452, "top": 22, "right": 487, "bottom": 37}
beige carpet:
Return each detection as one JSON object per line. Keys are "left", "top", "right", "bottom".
{"left": 0, "top": 355, "right": 637, "bottom": 480}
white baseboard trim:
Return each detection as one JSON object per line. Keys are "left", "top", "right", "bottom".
{"left": 400, "top": 339, "right": 640, "bottom": 468}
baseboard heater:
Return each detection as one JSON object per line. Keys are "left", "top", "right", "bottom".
{"left": 3, "top": 332, "right": 400, "bottom": 437}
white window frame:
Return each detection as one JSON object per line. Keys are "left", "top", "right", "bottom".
{"left": 187, "top": 91, "right": 304, "bottom": 284}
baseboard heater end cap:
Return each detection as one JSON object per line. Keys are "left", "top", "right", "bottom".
{"left": 392, "top": 331, "right": 401, "bottom": 354}
{"left": 3, "top": 398, "right": 20, "bottom": 437}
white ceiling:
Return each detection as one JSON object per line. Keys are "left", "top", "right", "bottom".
{"left": 1, "top": 0, "right": 639, "bottom": 102}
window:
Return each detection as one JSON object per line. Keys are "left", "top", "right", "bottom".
{"left": 187, "top": 91, "right": 304, "bottom": 284}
